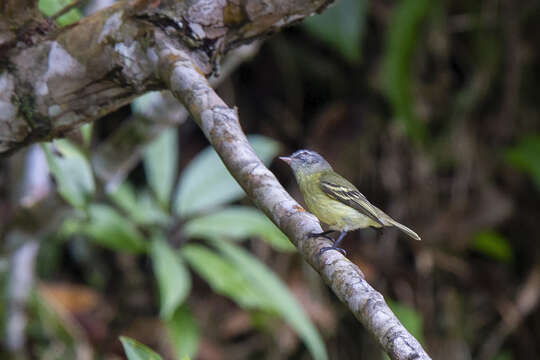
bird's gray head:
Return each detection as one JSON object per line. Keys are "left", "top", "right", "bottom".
{"left": 279, "top": 149, "right": 332, "bottom": 175}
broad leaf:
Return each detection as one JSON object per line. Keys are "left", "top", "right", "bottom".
{"left": 494, "top": 352, "right": 513, "bottom": 360}
{"left": 388, "top": 301, "right": 424, "bottom": 343}
{"left": 471, "top": 230, "right": 513, "bottom": 263}
{"left": 504, "top": 135, "right": 540, "bottom": 190}
{"left": 184, "top": 206, "right": 295, "bottom": 252}
{"left": 42, "top": 140, "right": 95, "bottom": 209}
{"left": 381, "top": 0, "right": 432, "bottom": 141}
{"left": 174, "top": 135, "right": 280, "bottom": 217}
{"left": 120, "top": 336, "right": 163, "bottom": 360}
{"left": 151, "top": 236, "right": 191, "bottom": 319}
{"left": 212, "top": 240, "right": 328, "bottom": 360}
{"left": 81, "top": 204, "right": 147, "bottom": 253}
{"left": 182, "top": 244, "right": 272, "bottom": 310}
{"left": 303, "top": 0, "right": 367, "bottom": 63}
{"left": 39, "top": 0, "right": 82, "bottom": 26}
{"left": 384, "top": 301, "right": 424, "bottom": 360}
{"left": 165, "top": 305, "right": 199, "bottom": 360}
{"left": 80, "top": 123, "right": 93, "bottom": 147}
{"left": 143, "top": 128, "right": 178, "bottom": 207}
{"left": 109, "top": 182, "right": 170, "bottom": 226}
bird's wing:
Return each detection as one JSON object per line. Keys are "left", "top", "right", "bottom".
{"left": 319, "top": 172, "right": 384, "bottom": 226}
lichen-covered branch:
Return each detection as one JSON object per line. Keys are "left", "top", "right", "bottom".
{"left": 155, "top": 36, "right": 432, "bottom": 360}
{"left": 92, "top": 42, "right": 261, "bottom": 186}
{"left": 0, "top": 0, "right": 332, "bottom": 156}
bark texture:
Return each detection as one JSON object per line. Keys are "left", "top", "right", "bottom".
{"left": 0, "top": 0, "right": 331, "bottom": 155}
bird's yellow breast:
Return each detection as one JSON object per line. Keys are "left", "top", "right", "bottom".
{"left": 297, "top": 172, "right": 376, "bottom": 231}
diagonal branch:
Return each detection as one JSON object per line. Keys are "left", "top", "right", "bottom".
{"left": 154, "top": 33, "right": 432, "bottom": 360}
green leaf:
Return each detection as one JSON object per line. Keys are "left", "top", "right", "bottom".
{"left": 494, "top": 351, "right": 513, "bottom": 360}
{"left": 212, "top": 241, "right": 328, "bottom": 360}
{"left": 81, "top": 123, "right": 93, "bottom": 147}
{"left": 108, "top": 183, "right": 171, "bottom": 226}
{"left": 38, "top": 0, "right": 82, "bottom": 26}
{"left": 184, "top": 206, "right": 295, "bottom": 252}
{"left": 388, "top": 301, "right": 424, "bottom": 343}
{"left": 182, "top": 244, "right": 272, "bottom": 310}
{"left": 248, "top": 135, "right": 282, "bottom": 164}
{"left": 380, "top": 0, "right": 432, "bottom": 141}
{"left": 471, "top": 230, "right": 513, "bottom": 263}
{"left": 108, "top": 182, "right": 139, "bottom": 212}
{"left": 151, "top": 236, "right": 191, "bottom": 319}
{"left": 303, "top": 0, "right": 367, "bottom": 63}
{"left": 143, "top": 128, "right": 178, "bottom": 207}
{"left": 81, "top": 204, "right": 147, "bottom": 253}
{"left": 42, "top": 140, "right": 95, "bottom": 209}
{"left": 174, "top": 135, "right": 280, "bottom": 217}
{"left": 165, "top": 305, "right": 199, "bottom": 360}
{"left": 383, "top": 302, "right": 424, "bottom": 360}
{"left": 120, "top": 336, "right": 163, "bottom": 360}
{"left": 136, "top": 191, "right": 172, "bottom": 225}
{"left": 503, "top": 135, "right": 540, "bottom": 190}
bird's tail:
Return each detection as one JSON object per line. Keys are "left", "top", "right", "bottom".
{"left": 385, "top": 218, "right": 421, "bottom": 241}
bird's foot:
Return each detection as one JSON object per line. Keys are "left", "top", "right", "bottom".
{"left": 309, "top": 231, "right": 336, "bottom": 242}
{"left": 317, "top": 246, "right": 347, "bottom": 257}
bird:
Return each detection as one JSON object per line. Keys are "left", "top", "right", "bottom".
{"left": 280, "top": 149, "right": 421, "bottom": 256}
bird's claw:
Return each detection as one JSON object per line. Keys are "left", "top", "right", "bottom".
{"left": 309, "top": 232, "right": 335, "bottom": 242}
{"left": 317, "top": 246, "right": 347, "bottom": 257}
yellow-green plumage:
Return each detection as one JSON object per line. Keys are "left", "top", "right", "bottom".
{"left": 298, "top": 170, "right": 380, "bottom": 231}
{"left": 281, "top": 150, "right": 421, "bottom": 242}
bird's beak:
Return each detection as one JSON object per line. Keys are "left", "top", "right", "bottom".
{"left": 279, "top": 156, "right": 292, "bottom": 165}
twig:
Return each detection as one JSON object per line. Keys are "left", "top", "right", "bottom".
{"left": 155, "top": 35, "right": 431, "bottom": 360}
{"left": 478, "top": 265, "right": 540, "bottom": 360}
{"left": 50, "top": 0, "right": 84, "bottom": 20}
{"left": 5, "top": 240, "right": 40, "bottom": 353}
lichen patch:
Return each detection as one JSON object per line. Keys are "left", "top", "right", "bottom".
{"left": 0, "top": 72, "right": 17, "bottom": 122}
{"left": 98, "top": 11, "right": 124, "bottom": 43}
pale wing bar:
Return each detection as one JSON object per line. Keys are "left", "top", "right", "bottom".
{"left": 320, "top": 180, "right": 384, "bottom": 226}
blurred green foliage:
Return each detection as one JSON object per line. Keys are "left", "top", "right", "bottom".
{"left": 471, "top": 231, "right": 513, "bottom": 263}
{"left": 504, "top": 135, "right": 540, "bottom": 190}
{"left": 61, "top": 204, "right": 148, "bottom": 253}
{"left": 38, "top": 129, "right": 326, "bottom": 360}
{"left": 387, "top": 301, "right": 424, "bottom": 344}
{"left": 174, "top": 135, "right": 280, "bottom": 217}
{"left": 165, "top": 306, "right": 199, "bottom": 360}
{"left": 184, "top": 206, "right": 295, "bottom": 252}
{"left": 143, "top": 128, "right": 179, "bottom": 207}
{"left": 151, "top": 235, "right": 191, "bottom": 319}
{"left": 33, "top": 293, "right": 80, "bottom": 359}
{"left": 381, "top": 0, "right": 432, "bottom": 142}
{"left": 108, "top": 182, "right": 171, "bottom": 226}
{"left": 494, "top": 351, "right": 514, "bottom": 360}
{"left": 303, "top": 0, "right": 367, "bottom": 63}
{"left": 42, "top": 140, "right": 95, "bottom": 210}
{"left": 182, "top": 244, "right": 273, "bottom": 309}
{"left": 383, "top": 302, "right": 424, "bottom": 360}
{"left": 212, "top": 239, "right": 327, "bottom": 360}
{"left": 121, "top": 336, "right": 163, "bottom": 360}
{"left": 38, "top": 0, "right": 81, "bottom": 26}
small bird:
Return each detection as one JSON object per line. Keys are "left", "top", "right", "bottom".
{"left": 280, "top": 149, "right": 421, "bottom": 255}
